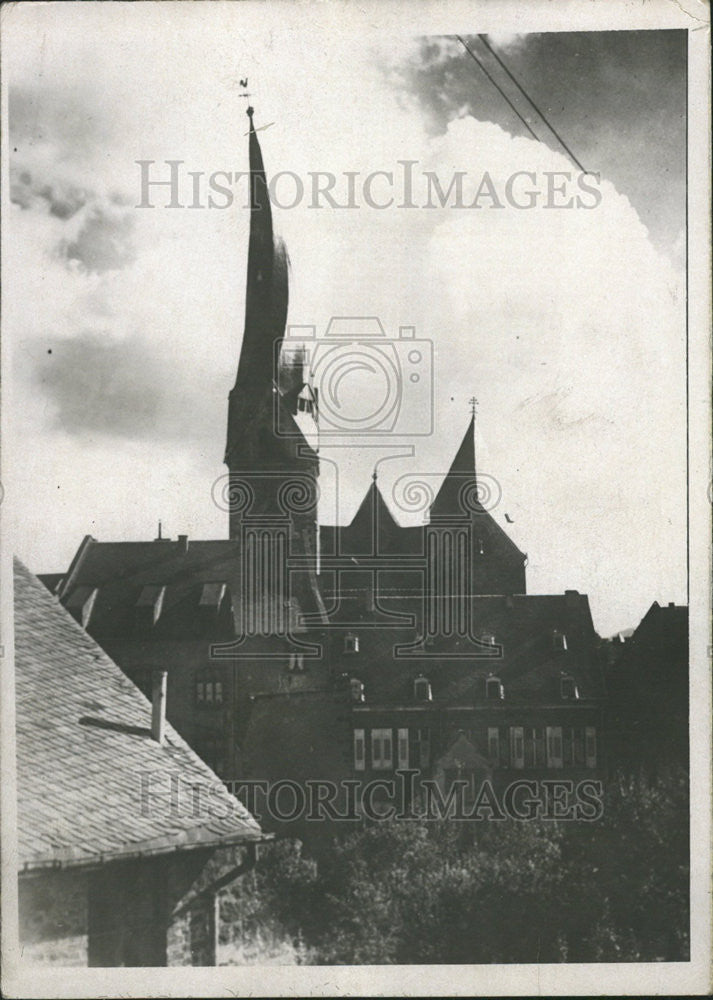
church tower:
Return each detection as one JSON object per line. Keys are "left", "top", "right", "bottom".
{"left": 224, "top": 107, "right": 323, "bottom": 635}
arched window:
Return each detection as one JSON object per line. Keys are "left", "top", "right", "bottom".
{"left": 486, "top": 675, "right": 504, "bottom": 700}
{"left": 344, "top": 632, "right": 359, "bottom": 653}
{"left": 413, "top": 675, "right": 432, "bottom": 702}
{"left": 560, "top": 674, "right": 579, "bottom": 700}
{"left": 350, "top": 678, "right": 365, "bottom": 703}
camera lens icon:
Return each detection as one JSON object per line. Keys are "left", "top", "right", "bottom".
{"left": 317, "top": 341, "right": 400, "bottom": 430}
{"left": 282, "top": 317, "right": 434, "bottom": 438}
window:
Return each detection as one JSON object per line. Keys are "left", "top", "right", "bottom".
{"left": 350, "top": 678, "right": 365, "bottom": 703}
{"left": 552, "top": 630, "right": 568, "bottom": 652}
{"left": 397, "top": 728, "right": 409, "bottom": 769}
{"left": 195, "top": 674, "right": 224, "bottom": 705}
{"left": 288, "top": 652, "right": 305, "bottom": 672}
{"left": 199, "top": 582, "right": 226, "bottom": 611}
{"left": 533, "top": 728, "right": 546, "bottom": 767}
{"left": 560, "top": 674, "right": 579, "bottom": 700}
{"left": 574, "top": 728, "right": 585, "bottom": 766}
{"left": 509, "top": 727, "right": 525, "bottom": 769}
{"left": 563, "top": 727, "right": 574, "bottom": 766}
{"left": 481, "top": 632, "right": 496, "bottom": 647}
{"left": 371, "top": 728, "right": 393, "bottom": 770}
{"left": 66, "top": 586, "right": 98, "bottom": 629}
{"left": 546, "top": 726, "right": 563, "bottom": 768}
{"left": 135, "top": 585, "right": 166, "bottom": 627}
{"left": 344, "top": 632, "right": 359, "bottom": 653}
{"left": 477, "top": 537, "right": 485, "bottom": 556}
{"left": 410, "top": 728, "right": 431, "bottom": 769}
{"left": 585, "top": 727, "right": 597, "bottom": 768}
{"left": 486, "top": 675, "right": 504, "bottom": 700}
{"left": 353, "top": 729, "right": 365, "bottom": 771}
{"left": 487, "top": 727, "right": 500, "bottom": 765}
{"left": 413, "top": 676, "right": 432, "bottom": 701}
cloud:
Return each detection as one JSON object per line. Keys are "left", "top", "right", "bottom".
{"left": 58, "top": 205, "right": 136, "bottom": 274}
{"left": 10, "top": 166, "right": 89, "bottom": 219}
{"left": 3, "top": 9, "right": 687, "bottom": 634}
{"left": 32, "top": 330, "right": 216, "bottom": 444}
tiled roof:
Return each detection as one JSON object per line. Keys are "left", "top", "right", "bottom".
{"left": 51, "top": 535, "right": 321, "bottom": 641}
{"left": 304, "top": 589, "right": 603, "bottom": 703}
{"left": 14, "top": 558, "right": 263, "bottom": 871}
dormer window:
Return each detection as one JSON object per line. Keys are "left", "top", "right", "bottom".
{"left": 288, "top": 652, "right": 305, "bottom": 672}
{"left": 297, "top": 383, "right": 316, "bottom": 414}
{"left": 350, "top": 678, "right": 365, "bottom": 703}
{"left": 65, "top": 586, "right": 98, "bottom": 629}
{"left": 560, "top": 674, "right": 579, "bottom": 700}
{"left": 413, "top": 676, "right": 432, "bottom": 702}
{"left": 344, "top": 632, "right": 359, "bottom": 653}
{"left": 135, "top": 585, "right": 165, "bottom": 627}
{"left": 199, "top": 582, "right": 226, "bottom": 613}
{"left": 552, "top": 630, "right": 568, "bottom": 652}
{"left": 486, "top": 675, "right": 504, "bottom": 700}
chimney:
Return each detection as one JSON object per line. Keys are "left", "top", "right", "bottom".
{"left": 178, "top": 534, "right": 189, "bottom": 555}
{"left": 151, "top": 669, "right": 168, "bottom": 744}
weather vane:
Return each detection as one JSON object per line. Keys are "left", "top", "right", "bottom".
{"left": 238, "top": 76, "right": 276, "bottom": 135}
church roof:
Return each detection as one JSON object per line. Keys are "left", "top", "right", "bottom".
{"left": 14, "top": 558, "right": 263, "bottom": 872}
{"left": 431, "top": 415, "right": 526, "bottom": 560}
{"left": 320, "top": 475, "right": 425, "bottom": 560}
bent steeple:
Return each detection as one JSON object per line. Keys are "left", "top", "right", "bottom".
{"left": 225, "top": 106, "right": 290, "bottom": 467}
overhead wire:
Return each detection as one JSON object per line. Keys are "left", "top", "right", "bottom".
{"left": 455, "top": 35, "right": 541, "bottom": 143}
{"left": 475, "top": 33, "right": 589, "bottom": 174}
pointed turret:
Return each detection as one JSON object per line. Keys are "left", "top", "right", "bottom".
{"left": 225, "top": 106, "right": 290, "bottom": 467}
{"left": 429, "top": 409, "right": 527, "bottom": 595}
{"left": 430, "top": 414, "right": 479, "bottom": 518}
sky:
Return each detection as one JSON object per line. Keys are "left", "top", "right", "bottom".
{"left": 2, "top": 4, "right": 688, "bottom": 635}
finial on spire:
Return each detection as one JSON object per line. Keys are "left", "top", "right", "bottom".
{"left": 157, "top": 520, "right": 162, "bottom": 540}
{"left": 372, "top": 468, "right": 378, "bottom": 482}
{"left": 469, "top": 396, "right": 479, "bottom": 418}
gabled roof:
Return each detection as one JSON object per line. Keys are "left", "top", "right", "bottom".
{"left": 14, "top": 558, "right": 263, "bottom": 871}
{"left": 321, "top": 476, "right": 425, "bottom": 558}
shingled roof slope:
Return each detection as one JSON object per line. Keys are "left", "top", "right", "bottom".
{"left": 14, "top": 558, "right": 262, "bottom": 872}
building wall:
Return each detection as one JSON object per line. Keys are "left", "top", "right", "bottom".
{"left": 19, "top": 849, "right": 247, "bottom": 967}
{"left": 18, "top": 869, "right": 89, "bottom": 965}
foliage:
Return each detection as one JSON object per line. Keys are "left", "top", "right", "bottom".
{"left": 219, "top": 768, "right": 689, "bottom": 964}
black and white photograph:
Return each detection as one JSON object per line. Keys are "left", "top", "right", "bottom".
{"left": 1, "top": 1, "right": 710, "bottom": 996}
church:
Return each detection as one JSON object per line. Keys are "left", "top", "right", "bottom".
{"left": 40, "top": 107, "right": 607, "bottom": 824}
